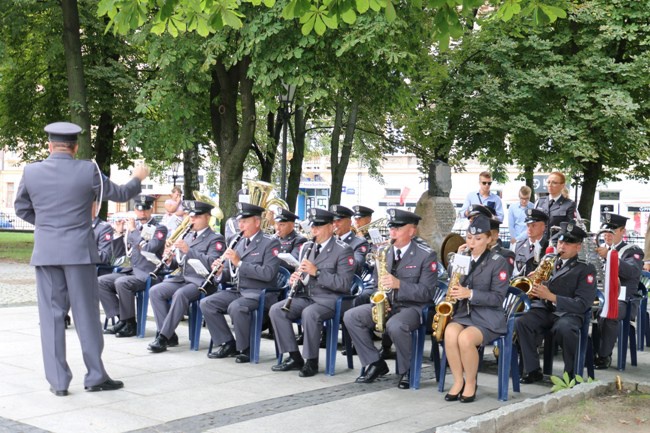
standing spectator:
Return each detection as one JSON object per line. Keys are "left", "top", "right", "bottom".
{"left": 508, "top": 186, "right": 534, "bottom": 247}
{"left": 161, "top": 199, "right": 184, "bottom": 234}
{"left": 534, "top": 172, "right": 577, "bottom": 240}
{"left": 14, "top": 121, "right": 147, "bottom": 396}
{"left": 459, "top": 171, "right": 504, "bottom": 222}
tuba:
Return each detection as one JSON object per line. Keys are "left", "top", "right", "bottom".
{"left": 246, "top": 180, "right": 289, "bottom": 232}
{"left": 370, "top": 241, "right": 394, "bottom": 332}
{"left": 432, "top": 249, "right": 470, "bottom": 341}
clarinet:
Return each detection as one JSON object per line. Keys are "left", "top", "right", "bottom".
{"left": 149, "top": 223, "right": 194, "bottom": 278}
{"left": 282, "top": 242, "right": 315, "bottom": 311}
{"left": 198, "top": 231, "right": 243, "bottom": 294}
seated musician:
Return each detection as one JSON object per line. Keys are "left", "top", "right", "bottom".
{"left": 330, "top": 204, "right": 369, "bottom": 277}
{"left": 594, "top": 212, "right": 644, "bottom": 369}
{"left": 513, "top": 209, "right": 549, "bottom": 278}
{"left": 99, "top": 195, "right": 167, "bottom": 337}
{"left": 274, "top": 208, "right": 307, "bottom": 272}
{"left": 270, "top": 208, "right": 355, "bottom": 377}
{"left": 147, "top": 201, "right": 225, "bottom": 353}
{"left": 516, "top": 221, "right": 597, "bottom": 383}
{"left": 344, "top": 209, "right": 437, "bottom": 389}
{"left": 443, "top": 215, "right": 509, "bottom": 402}
{"left": 199, "top": 203, "right": 281, "bottom": 363}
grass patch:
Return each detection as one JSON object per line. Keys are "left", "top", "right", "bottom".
{"left": 0, "top": 232, "right": 34, "bottom": 264}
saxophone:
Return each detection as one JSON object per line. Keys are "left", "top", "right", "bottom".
{"left": 432, "top": 249, "right": 470, "bottom": 341}
{"left": 510, "top": 253, "right": 556, "bottom": 300}
{"left": 370, "top": 241, "right": 394, "bottom": 332}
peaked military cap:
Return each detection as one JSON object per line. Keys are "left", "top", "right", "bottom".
{"left": 489, "top": 218, "right": 500, "bottom": 231}
{"left": 600, "top": 212, "right": 628, "bottom": 230}
{"left": 468, "top": 215, "right": 491, "bottom": 235}
{"left": 187, "top": 200, "right": 214, "bottom": 216}
{"left": 524, "top": 208, "right": 549, "bottom": 224}
{"left": 44, "top": 122, "right": 82, "bottom": 142}
{"left": 329, "top": 205, "right": 354, "bottom": 220}
{"left": 468, "top": 204, "right": 494, "bottom": 219}
{"left": 386, "top": 208, "right": 421, "bottom": 228}
{"left": 557, "top": 220, "right": 588, "bottom": 244}
{"left": 274, "top": 208, "right": 299, "bottom": 222}
{"left": 352, "top": 205, "right": 374, "bottom": 218}
{"left": 236, "top": 202, "right": 265, "bottom": 219}
{"left": 308, "top": 208, "right": 335, "bottom": 226}
{"left": 134, "top": 195, "right": 155, "bottom": 210}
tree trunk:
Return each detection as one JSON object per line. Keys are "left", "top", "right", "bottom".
{"left": 287, "top": 104, "right": 308, "bottom": 212}
{"left": 523, "top": 163, "right": 535, "bottom": 203}
{"left": 329, "top": 97, "right": 358, "bottom": 206}
{"left": 60, "top": 0, "right": 92, "bottom": 159}
{"left": 95, "top": 111, "right": 114, "bottom": 219}
{"left": 183, "top": 143, "right": 201, "bottom": 197}
{"left": 210, "top": 57, "right": 256, "bottom": 230}
{"left": 578, "top": 159, "right": 602, "bottom": 231}
{"left": 256, "top": 111, "right": 281, "bottom": 182}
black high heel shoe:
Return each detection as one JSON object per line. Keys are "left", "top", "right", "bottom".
{"left": 444, "top": 381, "right": 465, "bottom": 402}
{"left": 459, "top": 383, "right": 478, "bottom": 403}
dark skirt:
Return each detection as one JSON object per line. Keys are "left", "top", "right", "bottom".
{"left": 451, "top": 316, "right": 502, "bottom": 344}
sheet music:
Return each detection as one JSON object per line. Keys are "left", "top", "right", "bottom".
{"left": 278, "top": 253, "right": 300, "bottom": 268}
{"left": 368, "top": 228, "right": 384, "bottom": 245}
{"left": 451, "top": 253, "right": 471, "bottom": 275}
{"left": 140, "top": 251, "right": 161, "bottom": 265}
{"left": 188, "top": 259, "right": 210, "bottom": 277}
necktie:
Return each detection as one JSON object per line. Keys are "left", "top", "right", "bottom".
{"left": 245, "top": 238, "right": 251, "bottom": 248}
{"left": 529, "top": 243, "right": 534, "bottom": 254}
{"left": 549, "top": 199, "right": 555, "bottom": 208}
{"left": 191, "top": 231, "right": 197, "bottom": 242}
{"left": 395, "top": 249, "right": 402, "bottom": 262}
{"left": 555, "top": 259, "right": 563, "bottom": 271}
{"left": 314, "top": 244, "right": 321, "bottom": 259}
{"left": 391, "top": 249, "right": 402, "bottom": 274}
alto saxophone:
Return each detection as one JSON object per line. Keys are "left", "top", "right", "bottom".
{"left": 432, "top": 249, "right": 470, "bottom": 341}
{"left": 370, "top": 241, "right": 394, "bottom": 333}
{"left": 510, "top": 253, "right": 556, "bottom": 300}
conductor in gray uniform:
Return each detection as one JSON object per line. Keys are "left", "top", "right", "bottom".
{"left": 274, "top": 208, "right": 307, "bottom": 272}
{"left": 593, "top": 212, "right": 644, "bottom": 369}
{"left": 270, "top": 208, "right": 356, "bottom": 377}
{"left": 345, "top": 209, "right": 437, "bottom": 389}
{"left": 99, "top": 195, "right": 167, "bottom": 337}
{"left": 148, "top": 201, "right": 225, "bottom": 353}
{"left": 14, "top": 121, "right": 147, "bottom": 396}
{"left": 330, "top": 204, "right": 369, "bottom": 276}
{"left": 517, "top": 221, "right": 597, "bottom": 383}
{"left": 200, "top": 202, "right": 281, "bottom": 363}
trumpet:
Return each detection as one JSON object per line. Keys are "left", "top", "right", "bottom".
{"left": 282, "top": 243, "right": 315, "bottom": 311}
{"left": 198, "top": 231, "right": 243, "bottom": 294}
{"left": 150, "top": 223, "right": 194, "bottom": 278}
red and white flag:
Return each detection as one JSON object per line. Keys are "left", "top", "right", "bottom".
{"left": 600, "top": 249, "right": 619, "bottom": 319}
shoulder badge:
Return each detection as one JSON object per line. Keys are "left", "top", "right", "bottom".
{"left": 263, "top": 233, "right": 274, "bottom": 240}
{"left": 335, "top": 239, "right": 348, "bottom": 248}
{"left": 416, "top": 243, "right": 432, "bottom": 253}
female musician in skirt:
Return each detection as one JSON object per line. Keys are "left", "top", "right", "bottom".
{"left": 443, "top": 215, "right": 509, "bottom": 403}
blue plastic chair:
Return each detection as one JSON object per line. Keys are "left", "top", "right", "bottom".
{"left": 188, "top": 292, "right": 206, "bottom": 351}
{"left": 615, "top": 296, "right": 638, "bottom": 370}
{"left": 135, "top": 276, "right": 154, "bottom": 338}
{"left": 438, "top": 286, "right": 529, "bottom": 401}
{"left": 639, "top": 272, "right": 650, "bottom": 350}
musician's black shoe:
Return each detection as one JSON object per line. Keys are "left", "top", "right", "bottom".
{"left": 379, "top": 346, "right": 395, "bottom": 360}
{"left": 319, "top": 331, "right": 327, "bottom": 349}
{"left": 64, "top": 314, "right": 71, "bottom": 329}
{"left": 115, "top": 322, "right": 137, "bottom": 338}
{"left": 85, "top": 378, "right": 124, "bottom": 392}
{"left": 104, "top": 320, "right": 126, "bottom": 335}
{"left": 50, "top": 387, "right": 68, "bottom": 397}
{"left": 342, "top": 345, "right": 357, "bottom": 356}
{"left": 355, "top": 359, "right": 389, "bottom": 384}
{"left": 236, "top": 348, "right": 251, "bottom": 364}
{"left": 299, "top": 359, "right": 319, "bottom": 377}
{"left": 520, "top": 368, "right": 544, "bottom": 384}
{"left": 271, "top": 357, "right": 304, "bottom": 372}
{"left": 594, "top": 355, "right": 611, "bottom": 370}
{"left": 148, "top": 335, "right": 169, "bottom": 353}
{"left": 444, "top": 381, "right": 465, "bottom": 401}
{"left": 296, "top": 334, "right": 304, "bottom": 345}
{"left": 398, "top": 370, "right": 410, "bottom": 389}
{"left": 208, "top": 341, "right": 237, "bottom": 359}
{"left": 167, "top": 333, "right": 179, "bottom": 347}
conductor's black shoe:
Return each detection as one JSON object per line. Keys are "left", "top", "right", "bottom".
{"left": 103, "top": 320, "right": 126, "bottom": 335}
{"left": 167, "top": 333, "right": 179, "bottom": 347}
{"left": 379, "top": 346, "right": 395, "bottom": 360}
{"left": 148, "top": 335, "right": 169, "bottom": 353}
{"left": 115, "top": 322, "right": 137, "bottom": 338}
{"left": 397, "top": 371, "right": 410, "bottom": 389}
{"left": 355, "top": 359, "right": 389, "bottom": 384}
{"left": 520, "top": 368, "right": 544, "bottom": 384}
{"left": 85, "top": 378, "right": 124, "bottom": 392}
{"left": 49, "top": 387, "right": 68, "bottom": 397}
{"left": 271, "top": 357, "right": 304, "bottom": 372}
{"left": 594, "top": 355, "right": 611, "bottom": 370}
{"left": 207, "top": 341, "right": 237, "bottom": 359}
{"left": 299, "top": 359, "right": 319, "bottom": 377}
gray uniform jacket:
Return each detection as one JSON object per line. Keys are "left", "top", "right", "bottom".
{"left": 514, "top": 237, "right": 549, "bottom": 277}
{"left": 530, "top": 256, "right": 597, "bottom": 318}
{"left": 93, "top": 218, "right": 114, "bottom": 266}
{"left": 167, "top": 228, "right": 225, "bottom": 293}
{"left": 373, "top": 242, "right": 438, "bottom": 312}
{"left": 298, "top": 239, "right": 356, "bottom": 309}
{"left": 15, "top": 153, "right": 141, "bottom": 265}
{"left": 491, "top": 243, "right": 515, "bottom": 279}
{"left": 452, "top": 251, "right": 510, "bottom": 336}
{"left": 535, "top": 196, "right": 576, "bottom": 238}
{"left": 340, "top": 231, "right": 369, "bottom": 276}
{"left": 611, "top": 241, "right": 644, "bottom": 297}
{"left": 277, "top": 230, "right": 307, "bottom": 272}
{"left": 221, "top": 233, "right": 282, "bottom": 299}
{"left": 125, "top": 219, "right": 167, "bottom": 280}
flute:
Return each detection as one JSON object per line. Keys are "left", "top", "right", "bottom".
{"left": 198, "top": 231, "right": 243, "bottom": 294}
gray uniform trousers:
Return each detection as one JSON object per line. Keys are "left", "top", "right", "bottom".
{"left": 98, "top": 273, "right": 148, "bottom": 320}
{"left": 269, "top": 297, "right": 336, "bottom": 360}
{"left": 36, "top": 265, "right": 108, "bottom": 390}
{"left": 150, "top": 281, "right": 202, "bottom": 339}
{"left": 345, "top": 304, "right": 421, "bottom": 375}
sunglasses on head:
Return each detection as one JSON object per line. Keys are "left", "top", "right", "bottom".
{"left": 481, "top": 181, "right": 492, "bottom": 186}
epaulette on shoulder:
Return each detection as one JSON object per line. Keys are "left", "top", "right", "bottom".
{"left": 492, "top": 254, "right": 500, "bottom": 261}
{"left": 416, "top": 243, "right": 432, "bottom": 253}
{"left": 576, "top": 257, "right": 588, "bottom": 264}
{"left": 335, "top": 239, "right": 348, "bottom": 248}
{"left": 263, "top": 233, "right": 275, "bottom": 240}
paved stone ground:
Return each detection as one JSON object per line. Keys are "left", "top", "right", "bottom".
{"left": 1, "top": 261, "right": 648, "bottom": 433}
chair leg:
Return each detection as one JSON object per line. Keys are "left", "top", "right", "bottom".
{"left": 409, "top": 326, "right": 425, "bottom": 390}
{"left": 431, "top": 337, "right": 441, "bottom": 383}
{"left": 189, "top": 301, "right": 202, "bottom": 351}
{"left": 630, "top": 324, "right": 637, "bottom": 366}
{"left": 617, "top": 319, "right": 628, "bottom": 371}
{"left": 136, "top": 278, "right": 152, "bottom": 338}
{"left": 325, "top": 319, "right": 337, "bottom": 376}
{"left": 437, "top": 346, "right": 447, "bottom": 392}
{"left": 342, "top": 324, "right": 354, "bottom": 370}
{"left": 497, "top": 339, "right": 508, "bottom": 401}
